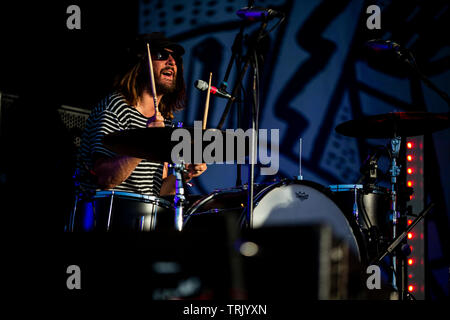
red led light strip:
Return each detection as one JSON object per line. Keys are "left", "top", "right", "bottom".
{"left": 405, "top": 136, "right": 425, "bottom": 299}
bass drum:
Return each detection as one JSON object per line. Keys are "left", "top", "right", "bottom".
{"left": 184, "top": 180, "right": 367, "bottom": 262}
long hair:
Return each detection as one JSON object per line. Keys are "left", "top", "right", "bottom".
{"left": 113, "top": 55, "right": 186, "bottom": 119}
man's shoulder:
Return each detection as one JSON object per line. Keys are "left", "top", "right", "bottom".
{"left": 91, "top": 92, "right": 131, "bottom": 115}
{"left": 105, "top": 92, "right": 131, "bottom": 112}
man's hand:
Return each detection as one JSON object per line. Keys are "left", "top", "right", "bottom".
{"left": 183, "top": 163, "right": 207, "bottom": 182}
{"left": 147, "top": 111, "right": 165, "bottom": 127}
{"left": 160, "top": 163, "right": 207, "bottom": 196}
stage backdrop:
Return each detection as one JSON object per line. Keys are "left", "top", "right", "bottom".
{"left": 137, "top": 0, "right": 449, "bottom": 298}
{"left": 0, "top": 0, "right": 447, "bottom": 299}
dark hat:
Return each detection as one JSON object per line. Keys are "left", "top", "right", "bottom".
{"left": 135, "top": 32, "right": 185, "bottom": 56}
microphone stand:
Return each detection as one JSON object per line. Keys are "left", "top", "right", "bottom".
{"left": 216, "top": 17, "right": 270, "bottom": 229}
{"left": 220, "top": 17, "right": 246, "bottom": 187}
{"left": 396, "top": 48, "right": 450, "bottom": 108}
{"left": 218, "top": 1, "right": 255, "bottom": 188}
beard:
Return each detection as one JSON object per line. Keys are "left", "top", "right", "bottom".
{"left": 154, "top": 72, "right": 177, "bottom": 95}
{"left": 156, "top": 79, "right": 176, "bottom": 95}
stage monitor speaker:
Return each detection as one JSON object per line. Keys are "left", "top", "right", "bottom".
{"left": 58, "top": 224, "right": 363, "bottom": 300}
{"left": 59, "top": 230, "right": 245, "bottom": 300}
{"left": 240, "top": 225, "right": 362, "bottom": 300}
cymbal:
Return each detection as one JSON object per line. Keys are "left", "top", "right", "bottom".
{"left": 103, "top": 126, "right": 250, "bottom": 163}
{"left": 335, "top": 112, "right": 450, "bottom": 138}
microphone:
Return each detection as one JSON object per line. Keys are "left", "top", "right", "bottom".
{"left": 365, "top": 39, "right": 416, "bottom": 70}
{"left": 194, "top": 80, "right": 235, "bottom": 101}
{"left": 236, "top": 6, "right": 284, "bottom": 21}
{"left": 365, "top": 39, "right": 402, "bottom": 52}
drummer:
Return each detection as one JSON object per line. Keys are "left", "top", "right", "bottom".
{"left": 75, "top": 32, "right": 207, "bottom": 198}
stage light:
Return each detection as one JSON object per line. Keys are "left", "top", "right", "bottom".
{"left": 407, "top": 181, "right": 413, "bottom": 187}
{"left": 408, "top": 285, "right": 416, "bottom": 292}
{"left": 407, "top": 155, "right": 413, "bottom": 161}
{"left": 407, "top": 168, "right": 413, "bottom": 174}
{"left": 408, "top": 258, "right": 415, "bottom": 265}
{"left": 407, "top": 142, "right": 413, "bottom": 149}
{"left": 407, "top": 219, "right": 413, "bottom": 225}
{"left": 407, "top": 232, "right": 414, "bottom": 239}
{"left": 239, "top": 241, "right": 259, "bottom": 257}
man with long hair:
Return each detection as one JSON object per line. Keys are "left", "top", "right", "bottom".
{"left": 72, "top": 33, "right": 206, "bottom": 231}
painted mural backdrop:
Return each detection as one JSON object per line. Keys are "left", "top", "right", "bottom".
{"left": 138, "top": 0, "right": 448, "bottom": 192}
{"left": 138, "top": 0, "right": 449, "bottom": 298}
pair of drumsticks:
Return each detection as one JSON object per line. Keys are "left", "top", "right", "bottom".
{"left": 146, "top": 43, "right": 212, "bottom": 130}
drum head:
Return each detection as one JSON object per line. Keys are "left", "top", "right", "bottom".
{"left": 253, "top": 180, "right": 364, "bottom": 259}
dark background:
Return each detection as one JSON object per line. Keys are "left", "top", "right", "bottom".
{"left": 0, "top": 0, "right": 448, "bottom": 299}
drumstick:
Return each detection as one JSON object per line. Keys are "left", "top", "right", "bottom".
{"left": 202, "top": 72, "right": 213, "bottom": 130}
{"left": 146, "top": 43, "right": 159, "bottom": 114}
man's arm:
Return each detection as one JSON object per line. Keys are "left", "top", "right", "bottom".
{"left": 93, "top": 155, "right": 142, "bottom": 189}
{"left": 94, "top": 109, "right": 165, "bottom": 190}
{"left": 160, "top": 163, "right": 176, "bottom": 196}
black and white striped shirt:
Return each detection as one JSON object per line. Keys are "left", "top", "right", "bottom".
{"left": 76, "top": 92, "right": 172, "bottom": 197}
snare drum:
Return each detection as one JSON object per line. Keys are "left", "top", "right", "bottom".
{"left": 68, "top": 191, "right": 174, "bottom": 232}
{"left": 184, "top": 180, "right": 367, "bottom": 262}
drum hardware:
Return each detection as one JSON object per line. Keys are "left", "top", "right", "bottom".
{"left": 388, "top": 135, "right": 402, "bottom": 290}
{"left": 67, "top": 192, "right": 79, "bottom": 232}
{"left": 336, "top": 111, "right": 449, "bottom": 298}
{"left": 172, "top": 162, "right": 186, "bottom": 231}
{"left": 106, "top": 190, "right": 115, "bottom": 231}
{"left": 370, "top": 202, "right": 435, "bottom": 300}
{"left": 356, "top": 145, "right": 386, "bottom": 184}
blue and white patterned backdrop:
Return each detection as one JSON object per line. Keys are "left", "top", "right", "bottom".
{"left": 137, "top": 0, "right": 449, "bottom": 298}
{"left": 138, "top": 0, "right": 449, "bottom": 198}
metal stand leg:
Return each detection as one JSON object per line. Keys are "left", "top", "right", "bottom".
{"left": 66, "top": 194, "right": 79, "bottom": 232}
{"left": 389, "top": 136, "right": 402, "bottom": 291}
{"left": 173, "top": 162, "right": 186, "bottom": 231}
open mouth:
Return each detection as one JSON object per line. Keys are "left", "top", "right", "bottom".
{"left": 161, "top": 69, "right": 174, "bottom": 80}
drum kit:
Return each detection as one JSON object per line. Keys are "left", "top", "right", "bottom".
{"left": 67, "top": 107, "right": 448, "bottom": 302}
{"left": 71, "top": 112, "right": 448, "bottom": 256}
{"left": 66, "top": 14, "right": 449, "bottom": 298}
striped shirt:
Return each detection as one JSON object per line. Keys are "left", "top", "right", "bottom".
{"left": 76, "top": 92, "right": 172, "bottom": 197}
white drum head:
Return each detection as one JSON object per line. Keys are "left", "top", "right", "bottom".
{"left": 253, "top": 181, "right": 361, "bottom": 256}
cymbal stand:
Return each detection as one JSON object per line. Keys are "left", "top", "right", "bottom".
{"left": 173, "top": 162, "right": 186, "bottom": 231}
{"left": 389, "top": 136, "right": 401, "bottom": 291}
